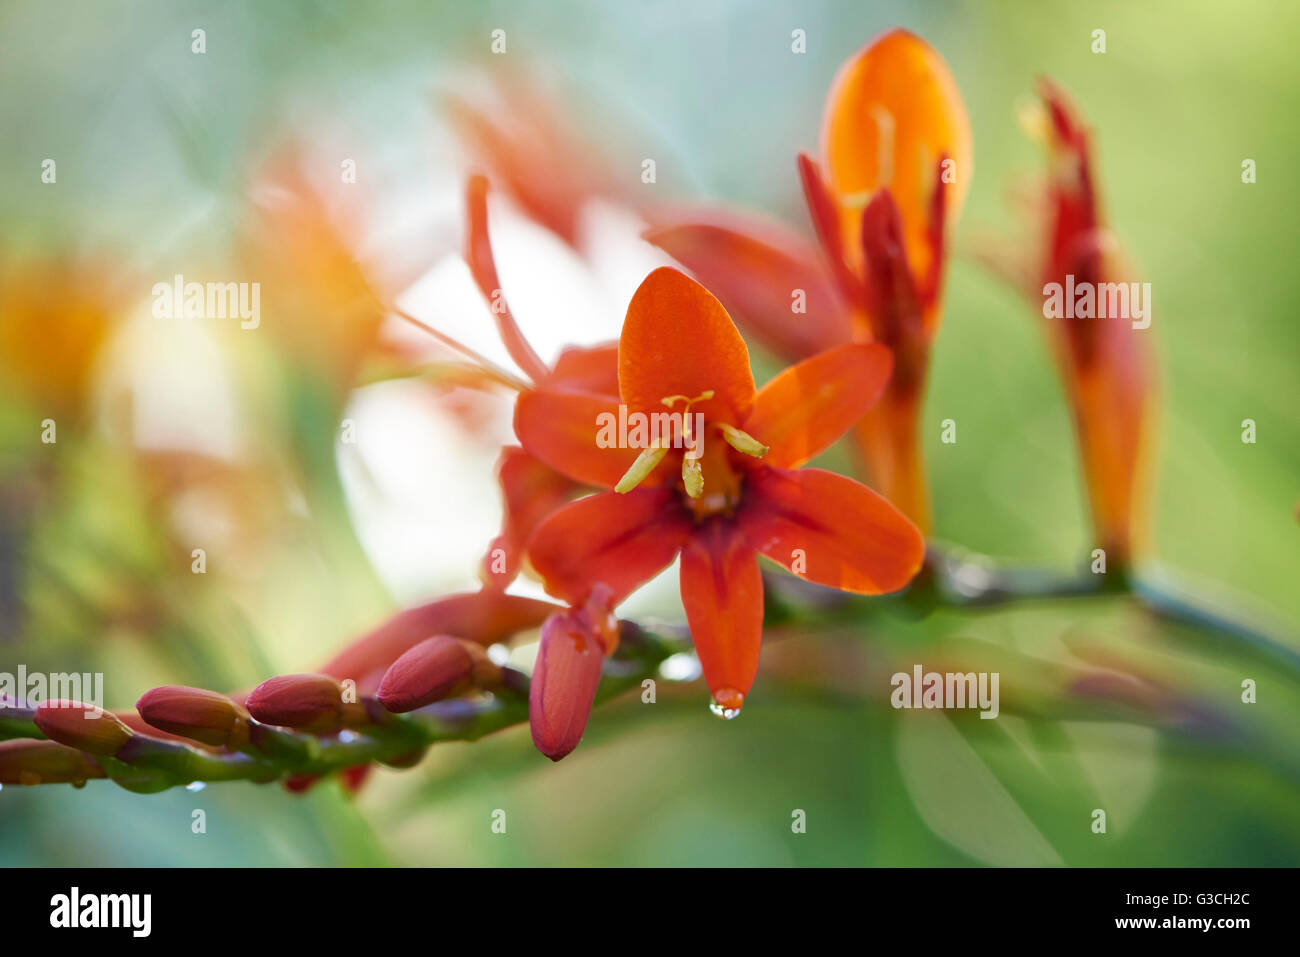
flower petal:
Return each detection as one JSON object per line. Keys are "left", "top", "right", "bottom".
{"left": 319, "top": 590, "right": 559, "bottom": 683}
{"left": 527, "top": 488, "right": 692, "bottom": 606}
{"left": 619, "top": 266, "right": 756, "bottom": 423}
{"left": 481, "top": 446, "right": 581, "bottom": 588}
{"left": 821, "top": 29, "right": 972, "bottom": 283}
{"left": 738, "top": 466, "right": 924, "bottom": 594}
{"left": 464, "top": 175, "right": 551, "bottom": 382}
{"left": 544, "top": 341, "right": 620, "bottom": 396}
{"left": 679, "top": 519, "right": 764, "bottom": 711}
{"left": 744, "top": 343, "right": 893, "bottom": 469}
{"left": 860, "top": 189, "right": 927, "bottom": 384}
{"left": 514, "top": 388, "right": 650, "bottom": 489}
{"left": 644, "top": 212, "right": 849, "bottom": 361}
{"left": 797, "top": 152, "right": 865, "bottom": 307}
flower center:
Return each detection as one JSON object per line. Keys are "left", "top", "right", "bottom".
{"left": 612, "top": 388, "right": 769, "bottom": 516}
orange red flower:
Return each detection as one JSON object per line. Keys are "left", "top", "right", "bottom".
{"left": 519, "top": 266, "right": 925, "bottom": 714}
{"left": 647, "top": 29, "right": 972, "bottom": 533}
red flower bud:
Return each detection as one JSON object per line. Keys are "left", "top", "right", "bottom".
{"left": 246, "top": 674, "right": 359, "bottom": 731}
{"left": 283, "top": 773, "right": 320, "bottom": 793}
{"left": 529, "top": 611, "right": 606, "bottom": 762}
{"left": 377, "top": 636, "right": 490, "bottom": 713}
{"left": 0, "top": 739, "right": 105, "bottom": 786}
{"left": 33, "top": 701, "right": 134, "bottom": 756}
{"left": 341, "top": 763, "right": 372, "bottom": 794}
{"left": 137, "top": 685, "right": 250, "bottom": 748}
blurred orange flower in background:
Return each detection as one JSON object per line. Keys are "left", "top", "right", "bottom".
{"left": 980, "top": 80, "right": 1155, "bottom": 565}
{"left": 0, "top": 256, "right": 123, "bottom": 423}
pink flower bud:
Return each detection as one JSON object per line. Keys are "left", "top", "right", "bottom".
{"left": 0, "top": 739, "right": 105, "bottom": 786}
{"left": 377, "top": 636, "right": 491, "bottom": 713}
{"left": 246, "top": 673, "right": 354, "bottom": 731}
{"left": 33, "top": 701, "right": 134, "bottom": 756}
{"left": 529, "top": 612, "right": 605, "bottom": 761}
{"left": 378, "top": 636, "right": 474, "bottom": 712}
{"left": 137, "top": 685, "right": 250, "bottom": 748}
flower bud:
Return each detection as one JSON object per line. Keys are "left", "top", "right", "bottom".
{"left": 377, "top": 636, "right": 483, "bottom": 713}
{"left": 283, "top": 773, "right": 320, "bottom": 794}
{"left": 246, "top": 673, "right": 362, "bottom": 731}
{"left": 137, "top": 685, "right": 250, "bottom": 748}
{"left": 33, "top": 700, "right": 134, "bottom": 756}
{"left": 0, "top": 739, "right": 105, "bottom": 786}
{"left": 529, "top": 611, "right": 605, "bottom": 761}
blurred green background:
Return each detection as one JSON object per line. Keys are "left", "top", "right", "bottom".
{"left": 1, "top": 0, "right": 1297, "bottom": 866}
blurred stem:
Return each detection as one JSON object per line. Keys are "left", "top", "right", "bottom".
{"left": 1130, "top": 571, "right": 1300, "bottom": 677}
{"left": 765, "top": 542, "right": 1299, "bottom": 681}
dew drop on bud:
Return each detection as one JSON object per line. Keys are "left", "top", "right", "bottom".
{"left": 712, "top": 696, "right": 743, "bottom": 717}
{"left": 708, "top": 689, "right": 744, "bottom": 720}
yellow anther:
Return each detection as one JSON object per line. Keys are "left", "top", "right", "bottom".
{"left": 719, "top": 423, "right": 768, "bottom": 458}
{"left": 661, "top": 390, "right": 714, "bottom": 409}
{"left": 681, "top": 454, "right": 704, "bottom": 498}
{"left": 614, "top": 443, "right": 669, "bottom": 494}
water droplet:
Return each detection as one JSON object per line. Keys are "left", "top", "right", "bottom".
{"left": 337, "top": 729, "right": 358, "bottom": 743}
{"left": 486, "top": 643, "right": 511, "bottom": 666}
{"left": 71, "top": 779, "right": 86, "bottom": 789}
{"left": 708, "top": 698, "right": 741, "bottom": 720}
{"left": 709, "top": 687, "right": 744, "bottom": 719}
{"left": 185, "top": 781, "right": 206, "bottom": 792}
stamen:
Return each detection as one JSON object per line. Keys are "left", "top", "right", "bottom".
{"left": 719, "top": 424, "right": 769, "bottom": 457}
{"left": 390, "top": 306, "right": 531, "bottom": 392}
{"left": 661, "top": 389, "right": 714, "bottom": 408}
{"left": 614, "top": 443, "right": 669, "bottom": 494}
{"left": 681, "top": 454, "right": 703, "bottom": 498}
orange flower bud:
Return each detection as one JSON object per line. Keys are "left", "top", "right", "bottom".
{"left": 33, "top": 701, "right": 134, "bottom": 756}
{"left": 137, "top": 685, "right": 250, "bottom": 748}
{"left": 377, "top": 636, "right": 480, "bottom": 713}
{"left": 246, "top": 674, "right": 361, "bottom": 731}
{"left": 529, "top": 611, "right": 606, "bottom": 762}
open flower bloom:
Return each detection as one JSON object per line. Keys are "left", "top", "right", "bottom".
{"left": 1017, "top": 80, "right": 1154, "bottom": 563}
{"left": 646, "top": 29, "right": 971, "bottom": 533}
{"left": 518, "top": 267, "right": 925, "bottom": 714}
